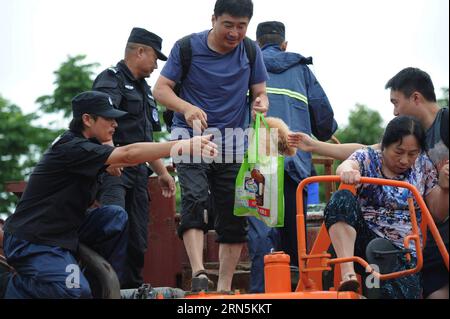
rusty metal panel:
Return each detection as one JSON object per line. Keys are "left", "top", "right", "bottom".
{"left": 4, "top": 181, "right": 27, "bottom": 198}
{"left": 143, "top": 176, "right": 184, "bottom": 288}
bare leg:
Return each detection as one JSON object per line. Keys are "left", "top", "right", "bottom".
{"left": 183, "top": 229, "right": 205, "bottom": 275}
{"left": 217, "top": 243, "right": 244, "bottom": 292}
{"left": 427, "top": 285, "right": 449, "bottom": 299}
{"left": 329, "top": 222, "right": 357, "bottom": 279}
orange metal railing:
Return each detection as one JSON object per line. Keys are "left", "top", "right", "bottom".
{"left": 296, "top": 176, "right": 449, "bottom": 291}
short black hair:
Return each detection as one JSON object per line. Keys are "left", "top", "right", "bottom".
{"left": 214, "top": 0, "right": 253, "bottom": 20}
{"left": 385, "top": 67, "right": 437, "bottom": 103}
{"left": 125, "top": 42, "right": 141, "bottom": 54}
{"left": 381, "top": 115, "right": 427, "bottom": 152}
{"left": 257, "top": 34, "right": 285, "bottom": 47}
{"left": 69, "top": 114, "right": 98, "bottom": 133}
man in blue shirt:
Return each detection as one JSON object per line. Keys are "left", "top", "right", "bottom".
{"left": 248, "top": 21, "right": 338, "bottom": 293}
{"left": 154, "top": 0, "right": 269, "bottom": 292}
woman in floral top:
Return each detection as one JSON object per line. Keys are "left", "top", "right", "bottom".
{"left": 324, "top": 116, "right": 448, "bottom": 298}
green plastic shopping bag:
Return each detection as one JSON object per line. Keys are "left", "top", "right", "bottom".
{"left": 234, "top": 113, "right": 285, "bottom": 227}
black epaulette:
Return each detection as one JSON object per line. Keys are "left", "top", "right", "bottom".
{"left": 108, "top": 67, "right": 119, "bottom": 74}
{"left": 51, "top": 131, "right": 77, "bottom": 148}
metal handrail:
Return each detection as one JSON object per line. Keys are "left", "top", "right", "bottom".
{"left": 296, "top": 176, "right": 449, "bottom": 291}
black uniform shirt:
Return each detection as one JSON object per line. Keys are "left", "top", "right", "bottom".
{"left": 92, "top": 60, "right": 160, "bottom": 146}
{"left": 3, "top": 131, "right": 114, "bottom": 252}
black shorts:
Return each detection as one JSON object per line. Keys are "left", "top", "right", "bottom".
{"left": 176, "top": 162, "right": 248, "bottom": 243}
{"left": 422, "top": 219, "right": 449, "bottom": 298}
{"left": 324, "top": 190, "right": 421, "bottom": 299}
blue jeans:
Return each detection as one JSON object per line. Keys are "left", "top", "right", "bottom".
{"left": 248, "top": 173, "right": 304, "bottom": 293}
{"left": 3, "top": 205, "right": 128, "bottom": 299}
{"left": 247, "top": 217, "right": 280, "bottom": 293}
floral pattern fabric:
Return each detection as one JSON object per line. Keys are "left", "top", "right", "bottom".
{"left": 349, "top": 147, "right": 438, "bottom": 253}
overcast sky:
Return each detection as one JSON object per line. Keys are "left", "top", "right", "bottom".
{"left": 0, "top": 0, "right": 449, "bottom": 129}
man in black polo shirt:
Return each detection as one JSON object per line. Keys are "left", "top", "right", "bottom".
{"left": 1, "top": 91, "right": 217, "bottom": 298}
{"left": 92, "top": 27, "right": 173, "bottom": 289}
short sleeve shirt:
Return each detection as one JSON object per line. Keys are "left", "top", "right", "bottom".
{"left": 161, "top": 30, "right": 268, "bottom": 154}
{"left": 349, "top": 147, "right": 438, "bottom": 251}
{"left": 4, "top": 131, "right": 114, "bottom": 252}
{"left": 425, "top": 108, "right": 449, "bottom": 245}
{"left": 426, "top": 108, "right": 449, "bottom": 170}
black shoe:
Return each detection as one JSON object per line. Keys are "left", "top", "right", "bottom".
{"left": 338, "top": 273, "right": 360, "bottom": 293}
{"left": 191, "top": 270, "right": 214, "bottom": 292}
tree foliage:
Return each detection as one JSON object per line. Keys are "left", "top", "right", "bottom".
{"left": 438, "top": 87, "right": 449, "bottom": 108}
{"left": 334, "top": 104, "right": 385, "bottom": 146}
{"left": 36, "top": 55, "right": 99, "bottom": 118}
{"left": 1, "top": 55, "right": 98, "bottom": 216}
{"left": 0, "top": 96, "right": 60, "bottom": 215}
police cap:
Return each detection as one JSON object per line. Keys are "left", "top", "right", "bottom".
{"left": 128, "top": 27, "right": 168, "bottom": 61}
{"left": 256, "top": 21, "right": 286, "bottom": 40}
{"left": 72, "top": 91, "right": 128, "bottom": 119}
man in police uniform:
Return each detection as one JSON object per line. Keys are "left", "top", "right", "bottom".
{"left": 248, "top": 21, "right": 338, "bottom": 293}
{"left": 92, "top": 28, "right": 174, "bottom": 289}
{"left": 2, "top": 91, "right": 130, "bottom": 298}
{"left": 0, "top": 91, "right": 217, "bottom": 298}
